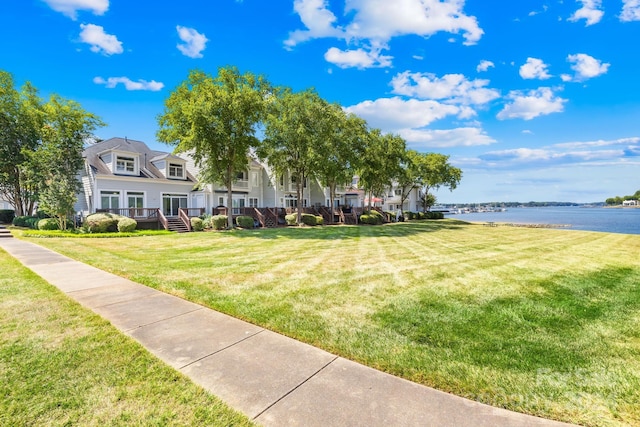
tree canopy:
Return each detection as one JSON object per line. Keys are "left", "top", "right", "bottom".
{"left": 257, "top": 87, "right": 330, "bottom": 224}
{"left": 157, "top": 67, "right": 269, "bottom": 228}
{"left": 0, "top": 70, "right": 102, "bottom": 225}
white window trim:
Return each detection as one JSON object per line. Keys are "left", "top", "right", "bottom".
{"left": 168, "top": 162, "right": 185, "bottom": 179}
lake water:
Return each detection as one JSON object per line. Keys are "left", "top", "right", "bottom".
{"left": 446, "top": 206, "right": 640, "bottom": 235}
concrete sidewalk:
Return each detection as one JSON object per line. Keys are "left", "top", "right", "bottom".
{"left": 0, "top": 237, "right": 576, "bottom": 427}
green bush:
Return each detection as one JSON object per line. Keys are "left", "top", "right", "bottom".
{"left": 211, "top": 215, "right": 228, "bottom": 230}
{"left": 426, "top": 211, "right": 444, "bottom": 219}
{"left": 315, "top": 215, "right": 324, "bottom": 226}
{"left": 0, "top": 209, "right": 15, "bottom": 224}
{"left": 285, "top": 213, "right": 297, "bottom": 225}
{"left": 85, "top": 213, "right": 121, "bottom": 233}
{"left": 359, "top": 210, "right": 383, "bottom": 225}
{"left": 236, "top": 215, "right": 254, "bottom": 229}
{"left": 12, "top": 216, "right": 30, "bottom": 227}
{"left": 191, "top": 217, "right": 204, "bottom": 231}
{"left": 200, "top": 214, "right": 212, "bottom": 229}
{"left": 406, "top": 211, "right": 415, "bottom": 220}
{"left": 37, "top": 218, "right": 59, "bottom": 230}
{"left": 117, "top": 217, "right": 137, "bottom": 232}
{"left": 13, "top": 216, "right": 41, "bottom": 229}
{"left": 301, "top": 213, "right": 318, "bottom": 226}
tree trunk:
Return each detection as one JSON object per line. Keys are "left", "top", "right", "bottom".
{"left": 226, "top": 165, "right": 234, "bottom": 229}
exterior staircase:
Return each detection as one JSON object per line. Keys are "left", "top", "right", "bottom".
{"left": 0, "top": 225, "right": 12, "bottom": 238}
{"left": 166, "top": 217, "right": 189, "bottom": 233}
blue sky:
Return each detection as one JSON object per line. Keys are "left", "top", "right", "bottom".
{"left": 2, "top": 0, "right": 639, "bottom": 203}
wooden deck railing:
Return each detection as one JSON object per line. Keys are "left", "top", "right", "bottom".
{"left": 96, "top": 208, "right": 159, "bottom": 220}
{"left": 178, "top": 208, "right": 192, "bottom": 231}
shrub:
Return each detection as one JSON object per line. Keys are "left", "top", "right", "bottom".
{"left": 406, "top": 211, "right": 415, "bottom": 220}
{"left": 211, "top": 215, "right": 228, "bottom": 230}
{"left": 426, "top": 211, "right": 444, "bottom": 219}
{"left": 236, "top": 215, "right": 254, "bottom": 229}
{"left": 191, "top": 217, "right": 204, "bottom": 231}
{"left": 0, "top": 209, "right": 15, "bottom": 224}
{"left": 315, "top": 215, "right": 324, "bottom": 226}
{"left": 200, "top": 214, "right": 212, "bottom": 229}
{"left": 285, "top": 213, "right": 297, "bottom": 225}
{"left": 37, "top": 218, "right": 60, "bottom": 230}
{"left": 301, "top": 213, "right": 317, "bottom": 226}
{"left": 117, "top": 217, "right": 137, "bottom": 232}
{"left": 360, "top": 210, "right": 383, "bottom": 225}
{"left": 12, "top": 216, "right": 31, "bottom": 227}
{"left": 85, "top": 213, "right": 121, "bottom": 233}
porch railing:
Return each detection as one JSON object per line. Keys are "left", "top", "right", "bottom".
{"left": 96, "top": 208, "right": 159, "bottom": 220}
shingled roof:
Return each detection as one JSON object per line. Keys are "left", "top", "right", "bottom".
{"left": 83, "top": 137, "right": 196, "bottom": 182}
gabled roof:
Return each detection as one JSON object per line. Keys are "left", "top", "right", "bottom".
{"left": 83, "top": 137, "right": 195, "bottom": 181}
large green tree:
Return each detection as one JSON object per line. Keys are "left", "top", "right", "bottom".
{"left": 157, "top": 67, "right": 268, "bottom": 229}
{"left": 412, "top": 152, "right": 462, "bottom": 212}
{"left": 258, "top": 88, "right": 329, "bottom": 225}
{"left": 37, "top": 95, "right": 103, "bottom": 230}
{"left": 358, "top": 129, "right": 406, "bottom": 211}
{"left": 0, "top": 71, "right": 43, "bottom": 216}
{"left": 315, "top": 106, "right": 367, "bottom": 222}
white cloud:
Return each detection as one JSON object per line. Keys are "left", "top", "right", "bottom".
{"left": 79, "top": 24, "right": 122, "bottom": 55}
{"left": 93, "top": 76, "right": 164, "bottom": 91}
{"left": 476, "top": 136, "right": 640, "bottom": 170}
{"left": 345, "top": 97, "right": 459, "bottom": 130}
{"left": 400, "top": 127, "right": 497, "bottom": 148}
{"left": 285, "top": 0, "right": 483, "bottom": 69}
{"left": 285, "top": 0, "right": 343, "bottom": 48}
{"left": 324, "top": 46, "right": 392, "bottom": 69}
{"left": 519, "top": 57, "right": 551, "bottom": 80}
{"left": 568, "top": 0, "right": 604, "bottom": 26}
{"left": 176, "top": 26, "right": 208, "bottom": 58}
{"left": 390, "top": 71, "right": 500, "bottom": 106}
{"left": 42, "top": 0, "right": 108, "bottom": 20}
{"left": 563, "top": 53, "right": 610, "bottom": 82}
{"left": 621, "top": 0, "right": 640, "bottom": 21}
{"left": 477, "top": 60, "right": 494, "bottom": 72}
{"left": 497, "top": 87, "right": 567, "bottom": 120}
{"left": 343, "top": 0, "right": 484, "bottom": 46}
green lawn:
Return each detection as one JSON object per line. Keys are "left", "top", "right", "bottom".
{"left": 18, "top": 220, "right": 640, "bottom": 426}
{"left": 0, "top": 249, "right": 255, "bottom": 426}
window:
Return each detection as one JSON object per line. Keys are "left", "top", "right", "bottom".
{"left": 127, "top": 192, "right": 144, "bottom": 217}
{"left": 395, "top": 189, "right": 402, "bottom": 196}
{"left": 251, "top": 172, "right": 259, "bottom": 187}
{"left": 235, "top": 171, "right": 247, "bottom": 181}
{"left": 100, "top": 191, "right": 120, "bottom": 210}
{"left": 168, "top": 163, "right": 184, "bottom": 178}
{"left": 116, "top": 156, "right": 135, "bottom": 174}
{"left": 249, "top": 197, "right": 259, "bottom": 208}
{"left": 218, "top": 196, "right": 225, "bottom": 207}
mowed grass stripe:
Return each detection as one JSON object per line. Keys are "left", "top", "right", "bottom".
{"left": 25, "top": 220, "right": 640, "bottom": 426}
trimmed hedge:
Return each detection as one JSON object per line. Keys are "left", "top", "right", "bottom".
{"left": 191, "top": 217, "right": 204, "bottom": 231}
{"left": 117, "top": 217, "right": 137, "bottom": 232}
{"left": 315, "top": 215, "right": 324, "bottom": 226}
{"left": 13, "top": 216, "right": 40, "bottom": 229}
{"left": 85, "top": 213, "right": 122, "bottom": 233}
{"left": 0, "top": 209, "right": 15, "bottom": 224}
{"left": 359, "top": 210, "right": 383, "bottom": 225}
{"left": 301, "top": 213, "right": 317, "bottom": 226}
{"left": 285, "top": 214, "right": 297, "bottom": 226}
{"left": 236, "top": 215, "right": 255, "bottom": 229}
{"left": 37, "top": 218, "right": 60, "bottom": 230}
{"left": 211, "top": 215, "right": 228, "bottom": 230}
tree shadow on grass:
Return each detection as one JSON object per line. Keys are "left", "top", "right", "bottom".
{"left": 227, "top": 219, "right": 469, "bottom": 241}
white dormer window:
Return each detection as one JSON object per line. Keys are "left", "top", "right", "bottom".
{"left": 168, "top": 163, "right": 184, "bottom": 179}
{"left": 116, "top": 156, "right": 136, "bottom": 174}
